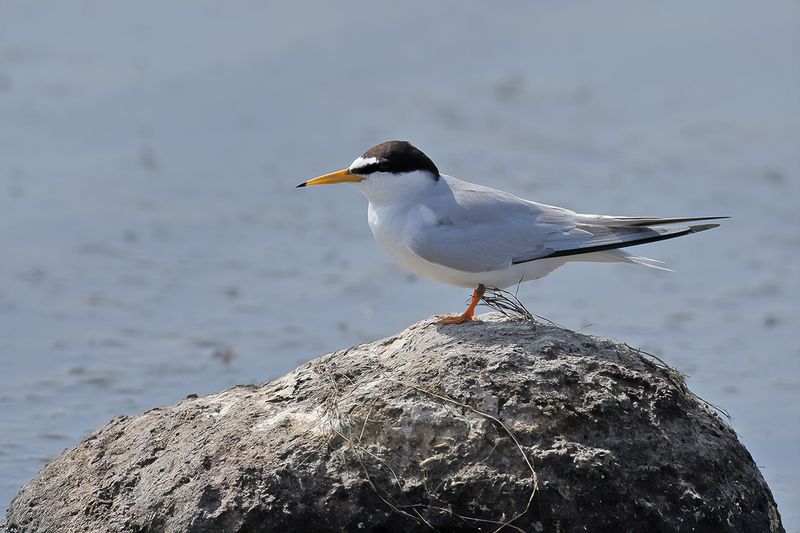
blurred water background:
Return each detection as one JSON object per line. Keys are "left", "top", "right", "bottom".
{"left": 1, "top": 1, "right": 798, "bottom": 528}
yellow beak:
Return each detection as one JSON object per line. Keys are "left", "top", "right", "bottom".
{"left": 296, "top": 169, "right": 364, "bottom": 188}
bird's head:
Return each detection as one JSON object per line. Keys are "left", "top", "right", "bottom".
{"left": 297, "top": 140, "right": 440, "bottom": 204}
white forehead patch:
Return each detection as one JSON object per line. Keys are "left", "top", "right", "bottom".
{"left": 348, "top": 156, "right": 379, "bottom": 173}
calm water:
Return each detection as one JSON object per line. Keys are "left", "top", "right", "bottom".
{"left": 1, "top": 1, "right": 798, "bottom": 529}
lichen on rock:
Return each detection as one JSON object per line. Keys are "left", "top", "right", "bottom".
{"left": 3, "top": 314, "right": 784, "bottom": 532}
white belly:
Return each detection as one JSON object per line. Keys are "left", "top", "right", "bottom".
{"left": 367, "top": 202, "right": 566, "bottom": 289}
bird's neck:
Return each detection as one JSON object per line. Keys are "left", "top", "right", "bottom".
{"left": 357, "top": 170, "right": 438, "bottom": 206}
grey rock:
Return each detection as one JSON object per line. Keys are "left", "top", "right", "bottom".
{"left": 4, "top": 314, "right": 784, "bottom": 532}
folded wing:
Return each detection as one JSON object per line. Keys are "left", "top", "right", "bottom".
{"left": 405, "top": 176, "right": 725, "bottom": 273}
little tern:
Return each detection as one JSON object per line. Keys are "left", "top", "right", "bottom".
{"left": 297, "top": 141, "right": 726, "bottom": 324}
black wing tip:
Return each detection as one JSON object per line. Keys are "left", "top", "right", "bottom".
{"left": 688, "top": 223, "right": 721, "bottom": 233}
{"left": 628, "top": 215, "right": 731, "bottom": 227}
{"left": 295, "top": 182, "right": 307, "bottom": 188}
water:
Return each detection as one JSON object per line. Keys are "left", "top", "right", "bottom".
{"left": 1, "top": 1, "right": 798, "bottom": 529}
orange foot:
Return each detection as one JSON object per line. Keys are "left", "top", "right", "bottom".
{"left": 437, "top": 284, "right": 486, "bottom": 325}
{"left": 437, "top": 312, "right": 475, "bottom": 325}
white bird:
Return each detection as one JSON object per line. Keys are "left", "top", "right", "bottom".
{"left": 297, "top": 141, "right": 726, "bottom": 324}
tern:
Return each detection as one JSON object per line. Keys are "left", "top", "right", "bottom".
{"left": 297, "top": 141, "right": 726, "bottom": 324}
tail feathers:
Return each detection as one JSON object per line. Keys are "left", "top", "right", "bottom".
{"left": 579, "top": 215, "right": 730, "bottom": 227}
{"left": 622, "top": 254, "right": 673, "bottom": 272}
{"left": 578, "top": 249, "right": 674, "bottom": 271}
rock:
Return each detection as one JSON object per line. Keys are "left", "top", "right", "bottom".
{"left": 4, "top": 314, "right": 784, "bottom": 532}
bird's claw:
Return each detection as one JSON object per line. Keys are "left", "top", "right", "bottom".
{"left": 437, "top": 313, "right": 475, "bottom": 325}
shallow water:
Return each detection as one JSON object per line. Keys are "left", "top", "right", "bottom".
{"left": 1, "top": 1, "right": 798, "bottom": 529}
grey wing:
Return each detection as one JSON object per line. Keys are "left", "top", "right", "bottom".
{"left": 405, "top": 176, "right": 723, "bottom": 272}
{"left": 405, "top": 178, "right": 579, "bottom": 273}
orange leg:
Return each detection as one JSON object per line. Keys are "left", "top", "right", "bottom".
{"left": 438, "top": 284, "right": 486, "bottom": 325}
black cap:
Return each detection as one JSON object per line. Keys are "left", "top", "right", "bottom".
{"left": 350, "top": 141, "right": 439, "bottom": 178}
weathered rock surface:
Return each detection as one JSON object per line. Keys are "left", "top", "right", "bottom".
{"left": 4, "top": 314, "right": 783, "bottom": 532}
